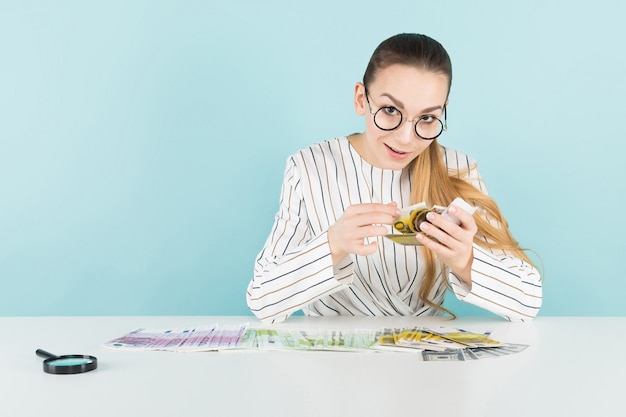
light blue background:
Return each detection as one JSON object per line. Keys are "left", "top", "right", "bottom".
{"left": 1, "top": 0, "right": 624, "bottom": 317}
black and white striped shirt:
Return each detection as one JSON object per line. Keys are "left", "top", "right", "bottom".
{"left": 247, "top": 137, "right": 542, "bottom": 323}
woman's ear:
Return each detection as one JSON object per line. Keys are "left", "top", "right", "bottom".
{"left": 354, "top": 82, "right": 367, "bottom": 116}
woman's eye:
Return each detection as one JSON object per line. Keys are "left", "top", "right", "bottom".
{"left": 383, "top": 106, "right": 399, "bottom": 116}
{"left": 420, "top": 115, "right": 435, "bottom": 123}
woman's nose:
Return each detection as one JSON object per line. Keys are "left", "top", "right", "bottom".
{"left": 394, "top": 119, "right": 415, "bottom": 144}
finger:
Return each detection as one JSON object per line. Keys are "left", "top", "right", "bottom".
{"left": 345, "top": 226, "right": 389, "bottom": 244}
{"left": 346, "top": 203, "right": 401, "bottom": 217}
{"left": 354, "top": 225, "right": 390, "bottom": 239}
{"left": 447, "top": 205, "right": 477, "bottom": 231}
{"left": 422, "top": 212, "right": 460, "bottom": 236}
{"left": 416, "top": 232, "right": 450, "bottom": 255}
{"left": 353, "top": 241, "right": 379, "bottom": 256}
{"left": 418, "top": 221, "right": 457, "bottom": 249}
{"left": 424, "top": 211, "right": 476, "bottom": 245}
{"left": 353, "top": 212, "right": 401, "bottom": 228}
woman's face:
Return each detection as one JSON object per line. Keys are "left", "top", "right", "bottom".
{"left": 353, "top": 64, "right": 449, "bottom": 170}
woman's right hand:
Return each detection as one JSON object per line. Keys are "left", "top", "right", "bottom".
{"left": 328, "top": 202, "right": 401, "bottom": 265}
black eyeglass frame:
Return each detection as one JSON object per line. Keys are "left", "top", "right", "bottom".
{"left": 364, "top": 87, "right": 447, "bottom": 140}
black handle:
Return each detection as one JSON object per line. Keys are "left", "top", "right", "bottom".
{"left": 35, "top": 349, "right": 58, "bottom": 359}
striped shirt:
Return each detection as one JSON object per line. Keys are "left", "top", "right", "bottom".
{"left": 247, "top": 137, "right": 542, "bottom": 323}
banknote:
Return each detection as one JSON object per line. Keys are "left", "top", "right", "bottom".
{"left": 385, "top": 197, "right": 477, "bottom": 246}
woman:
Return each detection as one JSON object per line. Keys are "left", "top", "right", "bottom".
{"left": 247, "top": 33, "right": 542, "bottom": 324}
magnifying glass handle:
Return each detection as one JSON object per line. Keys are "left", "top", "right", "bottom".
{"left": 35, "top": 349, "right": 58, "bottom": 359}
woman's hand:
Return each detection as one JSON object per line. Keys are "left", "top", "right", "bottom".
{"left": 328, "top": 202, "right": 401, "bottom": 265}
{"left": 416, "top": 204, "right": 477, "bottom": 285}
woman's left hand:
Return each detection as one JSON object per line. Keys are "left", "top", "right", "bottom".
{"left": 416, "top": 204, "right": 477, "bottom": 286}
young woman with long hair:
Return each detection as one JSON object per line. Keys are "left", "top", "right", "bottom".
{"left": 247, "top": 33, "right": 542, "bottom": 323}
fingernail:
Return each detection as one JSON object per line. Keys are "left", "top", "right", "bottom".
{"left": 426, "top": 212, "right": 436, "bottom": 221}
{"left": 448, "top": 205, "right": 457, "bottom": 213}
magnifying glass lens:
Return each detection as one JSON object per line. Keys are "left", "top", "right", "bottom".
{"left": 48, "top": 357, "right": 95, "bottom": 367}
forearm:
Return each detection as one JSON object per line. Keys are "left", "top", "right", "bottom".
{"left": 448, "top": 244, "right": 542, "bottom": 321}
{"left": 247, "top": 232, "right": 353, "bottom": 323}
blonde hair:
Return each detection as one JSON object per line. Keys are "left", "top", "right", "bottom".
{"left": 410, "top": 143, "right": 534, "bottom": 317}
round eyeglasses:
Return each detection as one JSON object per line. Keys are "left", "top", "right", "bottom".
{"left": 365, "top": 88, "right": 447, "bottom": 140}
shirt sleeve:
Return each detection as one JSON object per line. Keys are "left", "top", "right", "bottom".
{"left": 446, "top": 158, "right": 543, "bottom": 321}
{"left": 448, "top": 245, "right": 542, "bottom": 321}
{"left": 246, "top": 158, "right": 354, "bottom": 323}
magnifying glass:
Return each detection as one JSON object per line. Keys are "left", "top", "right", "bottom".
{"left": 35, "top": 349, "right": 98, "bottom": 374}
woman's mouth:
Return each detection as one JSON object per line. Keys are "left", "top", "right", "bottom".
{"left": 385, "top": 143, "right": 410, "bottom": 158}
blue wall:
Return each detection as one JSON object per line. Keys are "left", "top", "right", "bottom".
{"left": 1, "top": 0, "right": 624, "bottom": 317}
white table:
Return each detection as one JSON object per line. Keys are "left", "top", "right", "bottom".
{"left": 1, "top": 316, "right": 623, "bottom": 417}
